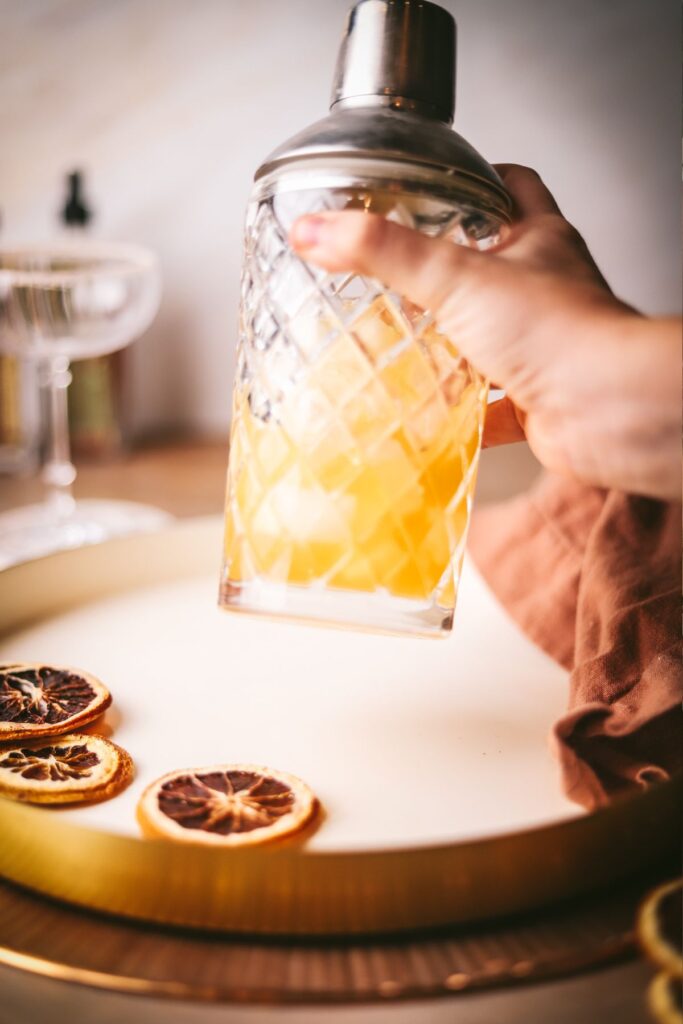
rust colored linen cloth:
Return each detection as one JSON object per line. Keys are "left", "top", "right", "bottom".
{"left": 468, "top": 472, "right": 682, "bottom": 810}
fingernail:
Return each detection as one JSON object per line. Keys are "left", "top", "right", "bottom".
{"left": 290, "top": 215, "right": 326, "bottom": 250}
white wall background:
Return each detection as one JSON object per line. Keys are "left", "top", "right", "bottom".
{"left": 2, "top": 0, "right": 681, "bottom": 439}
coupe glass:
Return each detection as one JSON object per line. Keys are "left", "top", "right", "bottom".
{"left": 0, "top": 242, "right": 166, "bottom": 569}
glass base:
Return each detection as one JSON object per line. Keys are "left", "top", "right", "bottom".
{"left": 219, "top": 577, "right": 454, "bottom": 638}
{"left": 0, "top": 499, "right": 173, "bottom": 571}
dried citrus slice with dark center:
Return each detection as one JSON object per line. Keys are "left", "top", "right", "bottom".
{"left": 0, "top": 733, "right": 133, "bottom": 804}
{"left": 137, "top": 764, "right": 317, "bottom": 845}
{"left": 0, "top": 661, "right": 111, "bottom": 741}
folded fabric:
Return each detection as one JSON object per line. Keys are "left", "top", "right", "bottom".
{"left": 468, "top": 471, "right": 682, "bottom": 810}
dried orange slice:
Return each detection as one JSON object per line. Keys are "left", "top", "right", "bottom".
{"left": 0, "top": 661, "right": 111, "bottom": 741}
{"left": 137, "top": 764, "right": 317, "bottom": 846}
{"left": 0, "top": 733, "right": 133, "bottom": 805}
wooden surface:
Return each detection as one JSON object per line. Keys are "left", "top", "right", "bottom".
{"left": 0, "top": 437, "right": 230, "bottom": 518}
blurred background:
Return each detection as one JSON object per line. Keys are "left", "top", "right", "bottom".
{"left": 1, "top": 0, "right": 681, "bottom": 451}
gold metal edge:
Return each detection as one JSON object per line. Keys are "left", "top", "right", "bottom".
{"left": 0, "top": 774, "right": 680, "bottom": 936}
{"left": 0, "top": 515, "right": 223, "bottom": 637}
{"left": 636, "top": 878, "right": 683, "bottom": 977}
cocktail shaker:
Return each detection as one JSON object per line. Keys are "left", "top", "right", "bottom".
{"left": 220, "top": 0, "right": 511, "bottom": 636}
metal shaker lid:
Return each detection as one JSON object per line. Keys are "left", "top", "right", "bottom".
{"left": 331, "top": 0, "right": 456, "bottom": 123}
{"left": 256, "top": 1, "right": 511, "bottom": 221}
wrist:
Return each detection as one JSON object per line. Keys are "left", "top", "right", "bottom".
{"left": 548, "top": 306, "right": 681, "bottom": 499}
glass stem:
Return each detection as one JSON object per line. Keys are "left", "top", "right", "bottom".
{"left": 40, "top": 355, "right": 76, "bottom": 518}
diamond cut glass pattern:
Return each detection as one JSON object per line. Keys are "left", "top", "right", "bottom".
{"left": 221, "top": 187, "right": 499, "bottom": 636}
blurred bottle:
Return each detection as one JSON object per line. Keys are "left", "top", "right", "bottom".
{"left": 61, "top": 170, "right": 125, "bottom": 459}
{"left": 0, "top": 208, "right": 41, "bottom": 476}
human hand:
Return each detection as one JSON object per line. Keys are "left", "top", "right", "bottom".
{"left": 290, "top": 165, "right": 681, "bottom": 501}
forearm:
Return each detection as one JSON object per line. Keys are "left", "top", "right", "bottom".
{"left": 546, "top": 310, "right": 681, "bottom": 501}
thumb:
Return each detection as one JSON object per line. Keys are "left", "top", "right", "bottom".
{"left": 289, "top": 211, "right": 487, "bottom": 317}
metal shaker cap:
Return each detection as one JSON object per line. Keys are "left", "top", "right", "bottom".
{"left": 255, "top": 0, "right": 511, "bottom": 222}
{"left": 331, "top": 0, "right": 456, "bottom": 124}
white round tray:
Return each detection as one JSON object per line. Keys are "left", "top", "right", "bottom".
{"left": 0, "top": 515, "right": 577, "bottom": 847}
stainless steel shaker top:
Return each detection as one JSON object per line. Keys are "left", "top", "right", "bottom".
{"left": 256, "top": 1, "right": 510, "bottom": 222}
{"left": 331, "top": 0, "right": 456, "bottom": 123}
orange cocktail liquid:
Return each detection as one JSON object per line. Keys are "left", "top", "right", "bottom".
{"left": 223, "top": 296, "right": 486, "bottom": 610}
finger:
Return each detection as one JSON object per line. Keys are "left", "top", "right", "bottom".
{"left": 482, "top": 396, "right": 527, "bottom": 448}
{"left": 494, "top": 164, "right": 562, "bottom": 219}
{"left": 289, "top": 211, "right": 486, "bottom": 315}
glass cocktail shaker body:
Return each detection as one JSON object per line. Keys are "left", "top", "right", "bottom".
{"left": 220, "top": 1, "right": 510, "bottom": 636}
